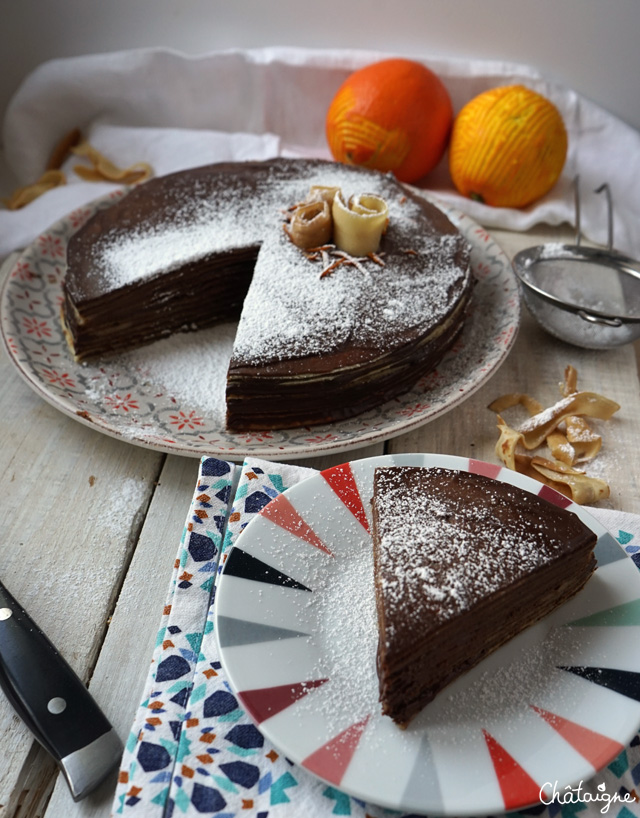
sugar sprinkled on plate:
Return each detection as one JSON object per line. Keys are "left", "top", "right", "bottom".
{"left": 118, "top": 323, "right": 236, "bottom": 419}
{"left": 294, "top": 523, "right": 380, "bottom": 732}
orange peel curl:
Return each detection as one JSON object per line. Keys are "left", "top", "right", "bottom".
{"left": 71, "top": 140, "right": 153, "bottom": 185}
{"left": 489, "top": 367, "right": 619, "bottom": 504}
{"left": 2, "top": 170, "right": 66, "bottom": 210}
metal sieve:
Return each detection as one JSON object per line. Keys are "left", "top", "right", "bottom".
{"left": 512, "top": 179, "right": 640, "bottom": 349}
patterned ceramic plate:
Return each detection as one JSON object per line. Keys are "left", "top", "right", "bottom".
{"left": 215, "top": 453, "right": 640, "bottom": 816}
{"left": 0, "top": 192, "right": 519, "bottom": 460}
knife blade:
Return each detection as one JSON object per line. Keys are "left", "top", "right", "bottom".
{"left": 0, "top": 580, "right": 123, "bottom": 800}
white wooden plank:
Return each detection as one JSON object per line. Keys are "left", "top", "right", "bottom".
{"left": 295, "top": 442, "right": 385, "bottom": 471}
{"left": 43, "top": 454, "right": 199, "bottom": 817}
{"left": 0, "top": 249, "right": 166, "bottom": 812}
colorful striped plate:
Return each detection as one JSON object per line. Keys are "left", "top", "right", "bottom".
{"left": 215, "top": 453, "right": 640, "bottom": 815}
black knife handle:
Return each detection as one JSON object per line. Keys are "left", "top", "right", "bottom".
{"left": 0, "top": 580, "right": 122, "bottom": 799}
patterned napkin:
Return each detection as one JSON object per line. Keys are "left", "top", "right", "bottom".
{"left": 112, "top": 457, "right": 640, "bottom": 818}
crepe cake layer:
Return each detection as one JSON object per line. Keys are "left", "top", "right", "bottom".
{"left": 63, "top": 158, "right": 472, "bottom": 431}
{"left": 370, "top": 466, "right": 597, "bottom": 727}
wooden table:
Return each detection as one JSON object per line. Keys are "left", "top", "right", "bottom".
{"left": 1, "top": 226, "right": 639, "bottom": 818}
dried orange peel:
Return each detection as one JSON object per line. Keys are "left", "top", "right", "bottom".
{"left": 489, "top": 365, "right": 620, "bottom": 504}
{"left": 487, "top": 392, "right": 543, "bottom": 416}
{"left": 529, "top": 458, "right": 610, "bottom": 505}
{"left": 71, "top": 140, "right": 153, "bottom": 185}
{"left": 2, "top": 170, "right": 67, "bottom": 210}
{"left": 47, "top": 127, "right": 82, "bottom": 170}
{"left": 514, "top": 391, "right": 619, "bottom": 450}
{"left": 2, "top": 130, "right": 153, "bottom": 210}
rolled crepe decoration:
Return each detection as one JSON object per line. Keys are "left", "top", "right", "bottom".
{"left": 286, "top": 199, "right": 333, "bottom": 249}
{"left": 332, "top": 193, "right": 389, "bottom": 256}
{"left": 307, "top": 185, "right": 341, "bottom": 204}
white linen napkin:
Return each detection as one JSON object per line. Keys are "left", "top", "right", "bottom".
{"left": 2, "top": 46, "right": 640, "bottom": 262}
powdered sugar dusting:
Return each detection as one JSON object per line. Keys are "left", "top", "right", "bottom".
{"left": 231, "top": 166, "right": 468, "bottom": 365}
{"left": 232, "top": 227, "right": 465, "bottom": 365}
{"left": 82, "top": 323, "right": 235, "bottom": 422}
{"left": 80, "top": 160, "right": 469, "bottom": 366}
{"left": 97, "top": 221, "right": 247, "bottom": 286}
{"left": 299, "top": 534, "right": 379, "bottom": 727}
{"left": 87, "top": 176, "right": 268, "bottom": 289}
{"left": 517, "top": 394, "right": 575, "bottom": 433}
{"left": 373, "top": 467, "right": 576, "bottom": 641}
{"left": 120, "top": 324, "right": 236, "bottom": 419}
{"left": 425, "top": 622, "right": 591, "bottom": 730}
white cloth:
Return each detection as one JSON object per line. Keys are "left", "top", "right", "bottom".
{"left": 2, "top": 46, "right": 640, "bottom": 261}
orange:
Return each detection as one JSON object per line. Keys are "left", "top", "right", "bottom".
{"left": 449, "top": 85, "right": 568, "bottom": 208}
{"left": 325, "top": 58, "right": 453, "bottom": 183}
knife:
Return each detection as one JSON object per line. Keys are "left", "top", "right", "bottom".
{"left": 0, "top": 580, "right": 123, "bottom": 800}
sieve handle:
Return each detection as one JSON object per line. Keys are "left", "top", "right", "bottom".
{"left": 577, "top": 309, "right": 623, "bottom": 327}
{"left": 573, "top": 177, "right": 614, "bottom": 251}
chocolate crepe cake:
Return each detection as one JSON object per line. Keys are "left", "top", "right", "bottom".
{"left": 62, "top": 158, "right": 472, "bottom": 431}
{"left": 371, "top": 466, "right": 597, "bottom": 727}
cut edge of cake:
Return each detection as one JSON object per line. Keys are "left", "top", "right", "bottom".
{"left": 370, "top": 465, "right": 597, "bottom": 727}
